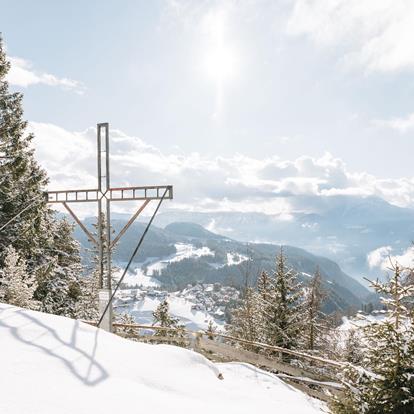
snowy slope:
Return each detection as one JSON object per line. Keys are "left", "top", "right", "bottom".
{"left": 0, "top": 303, "right": 326, "bottom": 414}
{"left": 125, "top": 292, "right": 224, "bottom": 331}
{"left": 114, "top": 243, "right": 249, "bottom": 289}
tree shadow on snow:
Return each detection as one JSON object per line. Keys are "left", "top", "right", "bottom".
{"left": 0, "top": 310, "right": 108, "bottom": 386}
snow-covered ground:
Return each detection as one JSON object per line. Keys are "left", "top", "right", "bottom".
{"left": 0, "top": 304, "right": 326, "bottom": 414}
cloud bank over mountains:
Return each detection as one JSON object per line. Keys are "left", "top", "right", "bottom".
{"left": 29, "top": 122, "right": 414, "bottom": 216}
{"left": 368, "top": 245, "right": 414, "bottom": 272}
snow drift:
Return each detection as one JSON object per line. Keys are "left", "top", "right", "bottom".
{"left": 0, "top": 303, "right": 325, "bottom": 414}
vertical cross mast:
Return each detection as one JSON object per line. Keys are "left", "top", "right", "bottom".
{"left": 97, "top": 122, "right": 113, "bottom": 330}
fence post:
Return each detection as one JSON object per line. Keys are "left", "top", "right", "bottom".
{"left": 190, "top": 331, "right": 202, "bottom": 352}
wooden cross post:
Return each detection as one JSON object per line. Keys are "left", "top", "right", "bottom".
{"left": 46, "top": 123, "right": 173, "bottom": 332}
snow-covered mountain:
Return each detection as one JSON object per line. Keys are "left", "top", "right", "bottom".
{"left": 148, "top": 195, "right": 414, "bottom": 282}
{"left": 0, "top": 303, "right": 325, "bottom": 414}
{"left": 74, "top": 219, "right": 371, "bottom": 312}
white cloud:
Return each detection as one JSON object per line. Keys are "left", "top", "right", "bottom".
{"left": 287, "top": 0, "right": 414, "bottom": 73}
{"left": 372, "top": 112, "right": 414, "bottom": 133}
{"left": 28, "top": 122, "right": 414, "bottom": 217}
{"left": 6, "top": 56, "right": 84, "bottom": 94}
{"left": 367, "top": 245, "right": 414, "bottom": 271}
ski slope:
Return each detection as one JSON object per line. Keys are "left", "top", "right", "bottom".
{"left": 0, "top": 303, "right": 326, "bottom": 414}
{"left": 114, "top": 243, "right": 249, "bottom": 288}
{"left": 126, "top": 292, "right": 224, "bottom": 331}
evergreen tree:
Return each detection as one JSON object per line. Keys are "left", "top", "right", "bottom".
{"left": 263, "top": 248, "right": 303, "bottom": 349}
{"left": 206, "top": 319, "right": 216, "bottom": 340}
{"left": 115, "top": 312, "right": 136, "bottom": 336}
{"left": 333, "top": 264, "right": 414, "bottom": 414}
{"left": 343, "top": 329, "right": 363, "bottom": 364}
{"left": 76, "top": 212, "right": 116, "bottom": 321}
{"left": 152, "top": 299, "right": 185, "bottom": 339}
{"left": 0, "top": 36, "right": 86, "bottom": 318}
{"left": 75, "top": 273, "right": 100, "bottom": 320}
{"left": 303, "top": 267, "right": 327, "bottom": 350}
{"left": 0, "top": 245, "right": 38, "bottom": 309}
{"left": 255, "top": 269, "right": 272, "bottom": 342}
{"left": 0, "top": 36, "right": 53, "bottom": 271}
{"left": 35, "top": 219, "right": 83, "bottom": 317}
{"left": 227, "top": 285, "right": 259, "bottom": 343}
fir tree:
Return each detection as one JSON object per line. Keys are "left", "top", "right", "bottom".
{"left": 0, "top": 36, "right": 53, "bottom": 270}
{"left": 263, "top": 247, "right": 303, "bottom": 349}
{"left": 75, "top": 273, "right": 100, "bottom": 321}
{"left": 152, "top": 299, "right": 185, "bottom": 339}
{"left": 35, "top": 219, "right": 83, "bottom": 317}
{"left": 76, "top": 212, "right": 116, "bottom": 321}
{"left": 303, "top": 267, "right": 327, "bottom": 350}
{"left": 0, "top": 245, "right": 38, "bottom": 309}
{"left": 115, "top": 312, "right": 136, "bottom": 336}
{"left": 227, "top": 286, "right": 259, "bottom": 343}
{"left": 0, "top": 36, "right": 86, "bottom": 319}
{"left": 343, "top": 329, "right": 363, "bottom": 365}
{"left": 206, "top": 319, "right": 216, "bottom": 340}
{"left": 333, "top": 263, "right": 414, "bottom": 414}
{"left": 256, "top": 270, "right": 272, "bottom": 342}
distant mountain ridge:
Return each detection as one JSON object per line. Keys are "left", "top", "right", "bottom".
{"left": 143, "top": 195, "right": 414, "bottom": 283}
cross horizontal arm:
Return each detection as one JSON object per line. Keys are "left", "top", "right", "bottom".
{"left": 46, "top": 189, "right": 100, "bottom": 203}
{"left": 108, "top": 185, "right": 173, "bottom": 202}
{"left": 45, "top": 185, "right": 173, "bottom": 204}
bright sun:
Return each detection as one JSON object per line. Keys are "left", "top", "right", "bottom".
{"left": 203, "top": 10, "right": 237, "bottom": 83}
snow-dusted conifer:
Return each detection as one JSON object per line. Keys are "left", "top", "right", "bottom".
{"left": 206, "top": 319, "right": 216, "bottom": 340}
{"left": 333, "top": 263, "right": 414, "bottom": 414}
{"left": 36, "top": 219, "right": 83, "bottom": 317}
{"left": 152, "top": 299, "right": 185, "bottom": 339}
{"left": 0, "top": 37, "right": 85, "bottom": 319}
{"left": 303, "top": 267, "right": 327, "bottom": 350}
{"left": 75, "top": 274, "right": 100, "bottom": 320}
{"left": 77, "top": 212, "right": 116, "bottom": 321}
{"left": 115, "top": 312, "right": 136, "bottom": 336}
{"left": 227, "top": 286, "right": 259, "bottom": 343}
{"left": 264, "top": 247, "right": 303, "bottom": 349}
{"left": 0, "top": 245, "right": 38, "bottom": 309}
{"left": 0, "top": 36, "right": 52, "bottom": 270}
{"left": 343, "top": 329, "right": 363, "bottom": 364}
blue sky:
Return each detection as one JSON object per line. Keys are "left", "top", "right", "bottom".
{"left": 2, "top": 0, "right": 414, "bottom": 215}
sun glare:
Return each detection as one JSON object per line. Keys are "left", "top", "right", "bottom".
{"left": 203, "top": 10, "right": 237, "bottom": 83}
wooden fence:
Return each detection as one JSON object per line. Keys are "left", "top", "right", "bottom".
{"left": 106, "top": 322, "right": 345, "bottom": 402}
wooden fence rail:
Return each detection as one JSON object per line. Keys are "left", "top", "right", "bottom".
{"left": 80, "top": 321, "right": 346, "bottom": 402}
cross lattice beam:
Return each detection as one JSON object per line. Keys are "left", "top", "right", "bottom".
{"left": 46, "top": 185, "right": 173, "bottom": 203}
